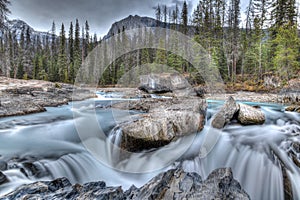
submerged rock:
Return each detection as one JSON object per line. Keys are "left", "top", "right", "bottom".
{"left": 0, "top": 161, "right": 7, "bottom": 171}
{"left": 116, "top": 98, "right": 206, "bottom": 152}
{"left": 237, "top": 103, "right": 265, "bottom": 125}
{"left": 285, "top": 105, "right": 300, "bottom": 113}
{"left": 1, "top": 168, "right": 250, "bottom": 200}
{"left": 211, "top": 96, "right": 239, "bottom": 129}
{"left": 0, "top": 171, "right": 8, "bottom": 185}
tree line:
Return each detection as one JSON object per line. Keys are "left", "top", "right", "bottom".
{"left": 0, "top": 19, "right": 98, "bottom": 83}
{"left": 0, "top": 0, "right": 299, "bottom": 86}
{"left": 152, "top": 0, "right": 300, "bottom": 84}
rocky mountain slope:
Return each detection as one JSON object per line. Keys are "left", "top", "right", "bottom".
{"left": 103, "top": 15, "right": 196, "bottom": 39}
{"left": 1, "top": 19, "right": 53, "bottom": 42}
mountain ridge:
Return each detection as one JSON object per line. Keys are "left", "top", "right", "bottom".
{"left": 104, "top": 15, "right": 196, "bottom": 39}
{"left": 1, "top": 19, "right": 53, "bottom": 42}
{"left": 1, "top": 15, "right": 196, "bottom": 42}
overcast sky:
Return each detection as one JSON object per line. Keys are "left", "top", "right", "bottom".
{"left": 8, "top": 0, "right": 251, "bottom": 37}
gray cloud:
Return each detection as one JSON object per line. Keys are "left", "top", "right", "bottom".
{"left": 8, "top": 0, "right": 254, "bottom": 37}
{"left": 8, "top": 0, "right": 193, "bottom": 37}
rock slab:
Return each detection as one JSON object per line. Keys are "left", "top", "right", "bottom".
{"left": 0, "top": 77, "right": 95, "bottom": 117}
{"left": 113, "top": 98, "right": 207, "bottom": 152}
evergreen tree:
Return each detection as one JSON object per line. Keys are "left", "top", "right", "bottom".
{"left": 16, "top": 61, "right": 24, "bottom": 79}
{"left": 57, "top": 23, "right": 68, "bottom": 82}
{"left": 163, "top": 5, "right": 167, "bottom": 25}
{"left": 156, "top": 4, "right": 161, "bottom": 22}
{"left": 93, "top": 34, "right": 98, "bottom": 46}
{"left": 85, "top": 20, "right": 90, "bottom": 57}
{"left": 68, "top": 22, "right": 74, "bottom": 82}
{"left": 271, "top": 0, "right": 297, "bottom": 37}
{"left": 49, "top": 21, "right": 58, "bottom": 81}
{"left": 225, "top": 0, "right": 241, "bottom": 82}
{"left": 181, "top": 1, "right": 188, "bottom": 35}
{"left": 273, "top": 23, "right": 300, "bottom": 80}
{"left": 73, "top": 19, "right": 81, "bottom": 82}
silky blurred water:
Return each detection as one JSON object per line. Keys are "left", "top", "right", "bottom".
{"left": 0, "top": 95, "right": 299, "bottom": 199}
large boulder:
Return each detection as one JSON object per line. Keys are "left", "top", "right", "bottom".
{"left": 121, "top": 111, "right": 203, "bottom": 152}
{"left": 139, "top": 73, "right": 193, "bottom": 96}
{"left": 113, "top": 98, "right": 206, "bottom": 152}
{"left": 237, "top": 103, "right": 265, "bottom": 125}
{"left": 211, "top": 96, "right": 239, "bottom": 129}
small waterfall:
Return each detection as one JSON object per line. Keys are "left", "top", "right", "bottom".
{"left": 108, "top": 126, "right": 123, "bottom": 147}
{"left": 179, "top": 104, "right": 300, "bottom": 200}
{"left": 150, "top": 78, "right": 155, "bottom": 89}
{"left": 106, "top": 126, "right": 123, "bottom": 165}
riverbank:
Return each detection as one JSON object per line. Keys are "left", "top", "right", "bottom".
{"left": 99, "top": 87, "right": 289, "bottom": 104}
{"left": 0, "top": 77, "right": 96, "bottom": 117}
{"left": 1, "top": 76, "right": 299, "bottom": 118}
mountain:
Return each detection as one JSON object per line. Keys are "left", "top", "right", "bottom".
{"left": 1, "top": 19, "right": 53, "bottom": 42}
{"left": 104, "top": 15, "right": 196, "bottom": 39}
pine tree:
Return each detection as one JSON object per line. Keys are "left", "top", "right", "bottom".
{"left": 49, "top": 21, "right": 58, "bottom": 81}
{"left": 163, "top": 5, "right": 167, "bottom": 26}
{"left": 57, "top": 23, "right": 68, "bottom": 82}
{"left": 68, "top": 22, "right": 74, "bottom": 82}
{"left": 181, "top": 1, "right": 188, "bottom": 35}
{"left": 225, "top": 0, "right": 241, "bottom": 82}
{"left": 8, "top": 31, "right": 14, "bottom": 77}
{"left": 192, "top": 1, "right": 203, "bottom": 35}
{"left": 16, "top": 61, "right": 24, "bottom": 79}
{"left": 81, "top": 26, "right": 85, "bottom": 62}
{"left": 93, "top": 34, "right": 98, "bottom": 46}
{"left": 85, "top": 20, "right": 90, "bottom": 57}
{"left": 73, "top": 19, "right": 81, "bottom": 82}
{"left": 156, "top": 4, "right": 161, "bottom": 22}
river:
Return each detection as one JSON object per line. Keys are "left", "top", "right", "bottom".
{"left": 0, "top": 93, "right": 300, "bottom": 199}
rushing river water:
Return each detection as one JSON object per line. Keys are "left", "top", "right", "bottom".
{"left": 0, "top": 93, "right": 300, "bottom": 199}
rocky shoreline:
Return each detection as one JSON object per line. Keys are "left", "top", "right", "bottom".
{"left": 0, "top": 168, "right": 250, "bottom": 200}
{"left": 1, "top": 74, "right": 300, "bottom": 119}
{"left": 0, "top": 77, "right": 96, "bottom": 118}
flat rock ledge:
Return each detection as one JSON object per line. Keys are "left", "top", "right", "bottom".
{"left": 0, "top": 168, "right": 250, "bottom": 200}
{"left": 0, "top": 77, "right": 96, "bottom": 118}
{"left": 112, "top": 97, "right": 207, "bottom": 152}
